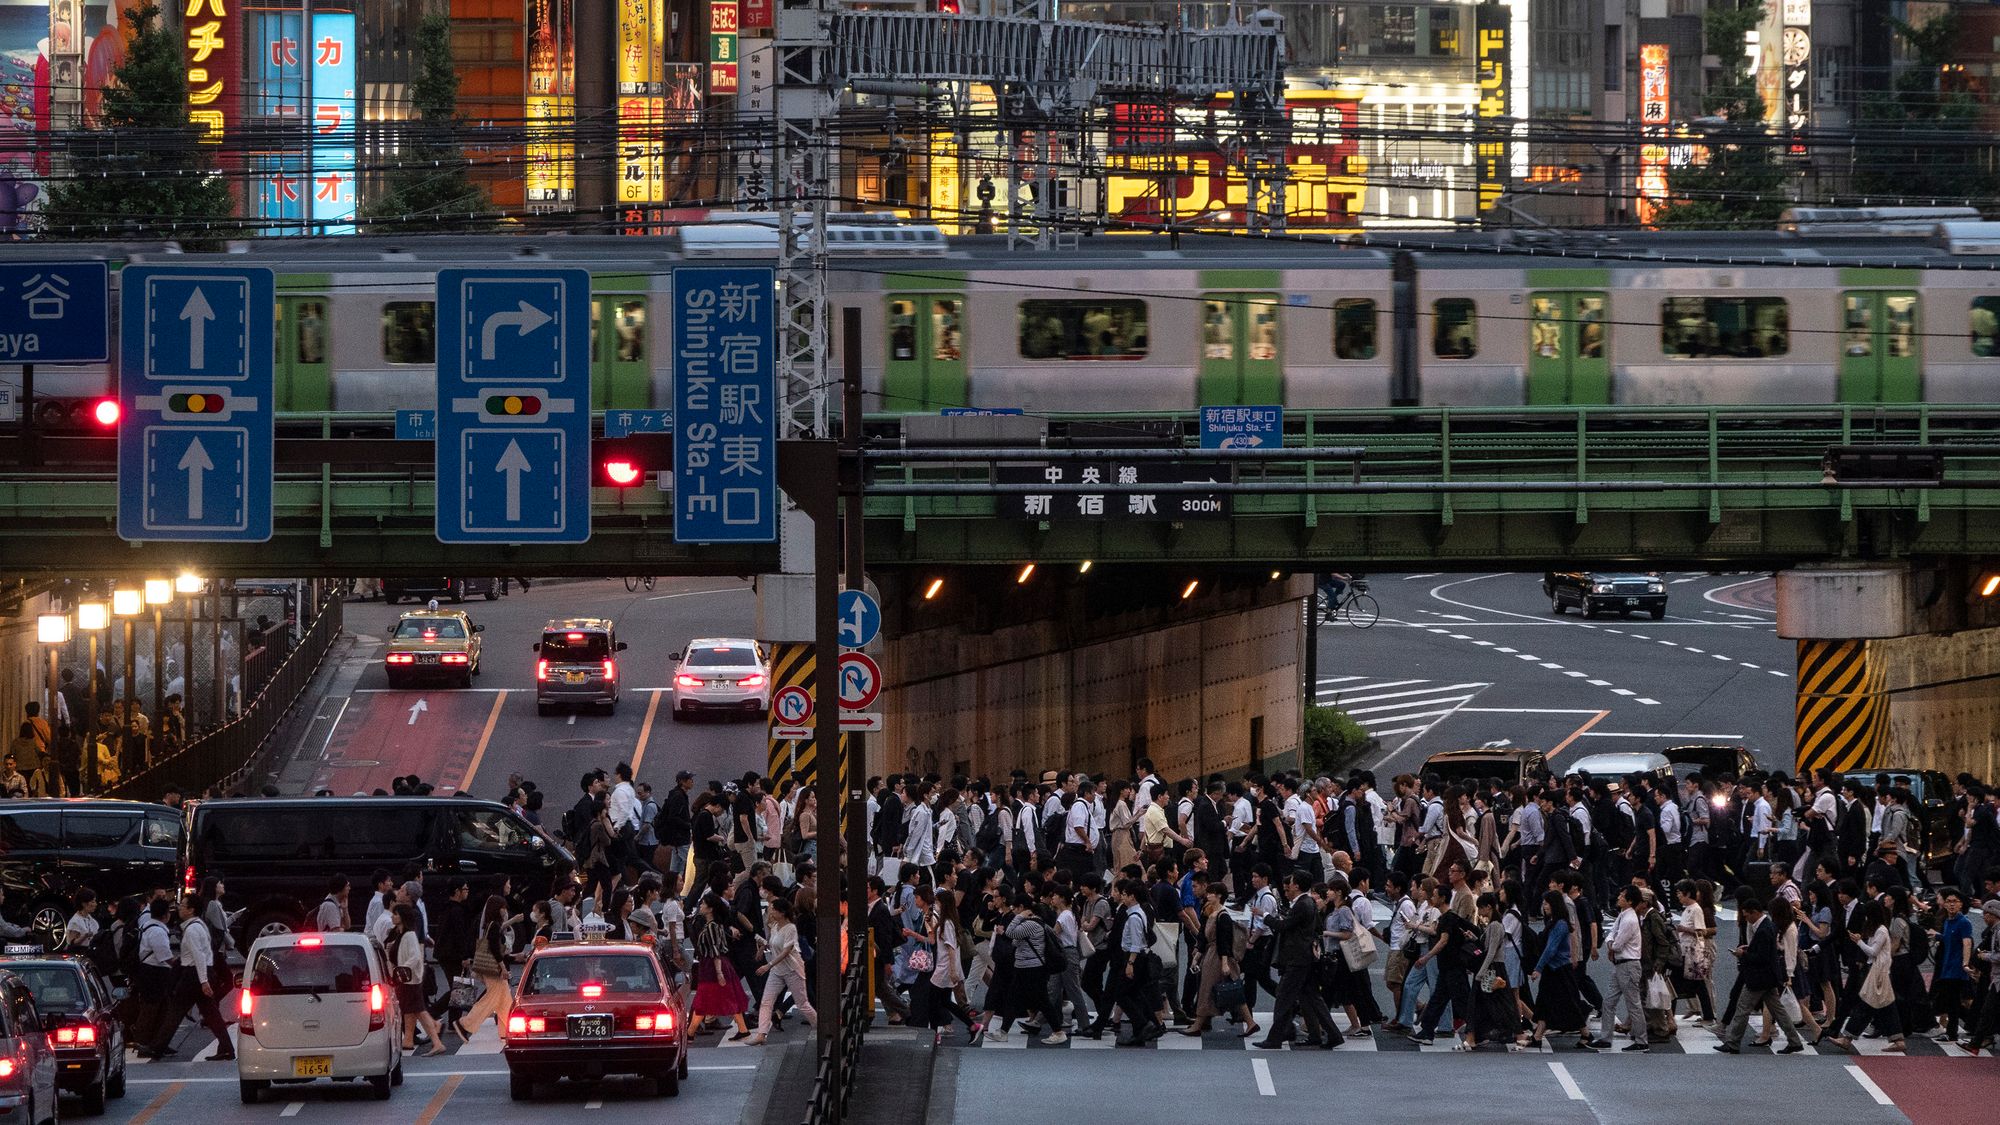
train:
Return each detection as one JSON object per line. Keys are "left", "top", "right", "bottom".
{"left": 7, "top": 209, "right": 2000, "bottom": 427}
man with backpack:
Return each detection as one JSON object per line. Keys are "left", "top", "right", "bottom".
{"left": 1100, "top": 878, "right": 1163, "bottom": 1046}
{"left": 1255, "top": 870, "right": 1342, "bottom": 1049}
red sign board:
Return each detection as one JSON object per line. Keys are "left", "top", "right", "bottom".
{"left": 742, "top": 0, "right": 772, "bottom": 30}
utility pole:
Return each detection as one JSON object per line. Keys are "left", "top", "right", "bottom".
{"left": 840, "top": 306, "right": 869, "bottom": 986}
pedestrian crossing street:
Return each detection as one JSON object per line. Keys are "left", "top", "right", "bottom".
{"left": 1314, "top": 676, "right": 1489, "bottom": 739}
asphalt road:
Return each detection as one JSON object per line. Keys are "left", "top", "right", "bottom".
{"left": 1315, "top": 572, "right": 1797, "bottom": 779}
{"left": 271, "top": 577, "right": 771, "bottom": 802}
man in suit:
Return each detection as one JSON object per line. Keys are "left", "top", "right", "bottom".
{"left": 1192, "top": 779, "right": 1231, "bottom": 875}
{"left": 1715, "top": 894, "right": 1805, "bottom": 1051}
{"left": 872, "top": 774, "right": 906, "bottom": 860}
{"left": 1836, "top": 781, "right": 1872, "bottom": 873}
{"left": 1252, "top": 871, "right": 1343, "bottom": 1049}
{"left": 1534, "top": 788, "right": 1579, "bottom": 896}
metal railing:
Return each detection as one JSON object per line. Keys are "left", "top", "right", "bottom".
{"left": 108, "top": 592, "right": 342, "bottom": 801}
{"left": 802, "top": 934, "right": 873, "bottom": 1125}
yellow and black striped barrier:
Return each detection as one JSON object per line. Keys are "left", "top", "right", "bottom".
{"left": 1794, "top": 639, "right": 1889, "bottom": 775}
{"left": 766, "top": 641, "right": 851, "bottom": 790}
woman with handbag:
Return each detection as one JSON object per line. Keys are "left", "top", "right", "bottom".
{"left": 1183, "top": 883, "right": 1257, "bottom": 1037}
{"left": 912, "top": 890, "right": 979, "bottom": 1044}
{"left": 1671, "top": 879, "right": 1717, "bottom": 1027}
{"left": 690, "top": 893, "right": 752, "bottom": 1040}
{"left": 1525, "top": 889, "right": 1589, "bottom": 1049}
{"left": 1318, "top": 877, "right": 1375, "bottom": 1037}
{"left": 393, "top": 905, "right": 447, "bottom": 1056}
{"left": 1825, "top": 901, "right": 1906, "bottom": 1052}
{"left": 455, "top": 895, "right": 512, "bottom": 1040}
{"left": 1466, "top": 893, "right": 1521, "bottom": 1050}
{"left": 744, "top": 897, "right": 817, "bottom": 1045}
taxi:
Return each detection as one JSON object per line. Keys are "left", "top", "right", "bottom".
{"left": 0, "top": 947, "right": 125, "bottom": 1116}
{"left": 502, "top": 927, "right": 686, "bottom": 1101}
{"left": 383, "top": 609, "right": 484, "bottom": 689}
{"left": 0, "top": 965, "right": 62, "bottom": 1125}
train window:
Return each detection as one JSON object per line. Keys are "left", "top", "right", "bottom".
{"left": 1529, "top": 297, "right": 1564, "bottom": 358}
{"left": 1202, "top": 300, "right": 1236, "bottom": 360}
{"left": 382, "top": 302, "right": 436, "bottom": 365}
{"left": 932, "top": 298, "right": 963, "bottom": 361}
{"left": 888, "top": 299, "right": 918, "bottom": 361}
{"left": 1334, "top": 299, "right": 1378, "bottom": 359}
{"left": 1660, "top": 297, "right": 1789, "bottom": 359}
{"left": 589, "top": 299, "right": 647, "bottom": 362}
{"left": 1432, "top": 298, "right": 1477, "bottom": 359}
{"left": 1843, "top": 297, "right": 1873, "bottom": 357}
{"left": 1884, "top": 295, "right": 1916, "bottom": 358}
{"left": 296, "top": 301, "right": 327, "bottom": 364}
{"left": 1971, "top": 297, "right": 2000, "bottom": 356}
{"left": 1017, "top": 299, "right": 1149, "bottom": 359}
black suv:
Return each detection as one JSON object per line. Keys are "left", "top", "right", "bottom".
{"left": 381, "top": 577, "right": 500, "bottom": 604}
{"left": 1829, "top": 768, "right": 1959, "bottom": 868}
{"left": 0, "top": 801, "right": 183, "bottom": 949}
{"left": 1543, "top": 571, "right": 1668, "bottom": 619}
{"left": 183, "top": 797, "right": 574, "bottom": 946}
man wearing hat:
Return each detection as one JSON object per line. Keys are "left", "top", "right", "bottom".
{"left": 657, "top": 770, "right": 695, "bottom": 880}
{"left": 1865, "top": 839, "right": 1904, "bottom": 894}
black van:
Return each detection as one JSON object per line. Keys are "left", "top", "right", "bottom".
{"left": 182, "top": 797, "right": 573, "bottom": 946}
{"left": 0, "top": 800, "right": 184, "bottom": 948}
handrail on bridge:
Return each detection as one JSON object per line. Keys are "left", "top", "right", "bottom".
{"left": 802, "top": 933, "right": 872, "bottom": 1125}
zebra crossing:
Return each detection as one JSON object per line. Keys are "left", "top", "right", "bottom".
{"left": 1314, "top": 676, "right": 1489, "bottom": 739}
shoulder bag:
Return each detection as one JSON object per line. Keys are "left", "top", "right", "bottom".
{"left": 1340, "top": 924, "right": 1378, "bottom": 970}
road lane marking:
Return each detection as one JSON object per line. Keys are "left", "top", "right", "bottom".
{"left": 1577, "top": 731, "right": 1742, "bottom": 739}
{"left": 280, "top": 1102, "right": 303, "bottom": 1117}
{"left": 1548, "top": 711, "right": 1610, "bottom": 758}
{"left": 315, "top": 696, "right": 351, "bottom": 760}
{"left": 646, "top": 586, "right": 754, "bottom": 602}
{"left": 568, "top": 713, "right": 577, "bottom": 726}
{"left": 413, "top": 1074, "right": 464, "bottom": 1125}
{"left": 1460, "top": 707, "right": 1602, "bottom": 714}
{"left": 1402, "top": 573, "right": 1440, "bottom": 580}
{"left": 1563, "top": 670, "right": 1587, "bottom": 677}
{"left": 1251, "top": 1057, "right": 1276, "bottom": 1096}
{"left": 631, "top": 688, "right": 664, "bottom": 776}
{"left": 127, "top": 1082, "right": 185, "bottom": 1124}
{"left": 1327, "top": 683, "right": 1485, "bottom": 706}
{"left": 1611, "top": 688, "right": 1636, "bottom": 696}
{"left": 585, "top": 1098, "right": 603, "bottom": 1109}
{"left": 1587, "top": 679, "right": 1611, "bottom": 686}
{"left": 1845, "top": 1064, "right": 1895, "bottom": 1106}
{"left": 457, "top": 691, "right": 509, "bottom": 795}
{"left": 1549, "top": 1061, "right": 1585, "bottom": 1101}
{"left": 1637, "top": 698, "right": 1661, "bottom": 705}
{"left": 352, "top": 688, "right": 508, "bottom": 693}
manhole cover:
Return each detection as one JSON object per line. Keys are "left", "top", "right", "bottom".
{"left": 544, "top": 738, "right": 609, "bottom": 749}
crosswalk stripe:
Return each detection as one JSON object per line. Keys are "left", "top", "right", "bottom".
{"left": 1321, "top": 683, "right": 1489, "bottom": 706}
{"left": 1345, "top": 698, "right": 1477, "bottom": 718}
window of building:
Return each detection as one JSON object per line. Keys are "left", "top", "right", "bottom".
{"left": 1971, "top": 297, "right": 2000, "bottom": 357}
{"left": 382, "top": 301, "right": 436, "bottom": 364}
{"left": 1432, "top": 298, "right": 1477, "bottom": 358}
{"left": 1017, "top": 299, "right": 1149, "bottom": 359}
{"left": 1661, "top": 297, "right": 1791, "bottom": 358}
{"left": 1334, "top": 298, "right": 1379, "bottom": 359}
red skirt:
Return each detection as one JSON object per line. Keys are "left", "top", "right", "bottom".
{"left": 692, "top": 957, "right": 746, "bottom": 1018}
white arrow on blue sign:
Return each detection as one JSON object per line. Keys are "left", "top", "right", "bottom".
{"left": 837, "top": 589, "right": 881, "bottom": 649}
{"left": 435, "top": 268, "right": 591, "bottom": 544}
{"left": 117, "top": 266, "right": 274, "bottom": 542}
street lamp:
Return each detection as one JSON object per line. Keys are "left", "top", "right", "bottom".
{"left": 174, "top": 573, "right": 203, "bottom": 596}
{"left": 113, "top": 589, "right": 141, "bottom": 739}
{"left": 175, "top": 574, "right": 202, "bottom": 729}
{"left": 76, "top": 602, "right": 108, "bottom": 790}
{"left": 144, "top": 580, "right": 171, "bottom": 720}
{"left": 36, "top": 615, "right": 69, "bottom": 740}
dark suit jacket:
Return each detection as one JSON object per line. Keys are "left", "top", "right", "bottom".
{"left": 658, "top": 786, "right": 693, "bottom": 846}
{"left": 1193, "top": 796, "right": 1230, "bottom": 858}
{"left": 873, "top": 793, "right": 905, "bottom": 851}
{"left": 1273, "top": 893, "right": 1321, "bottom": 968}
{"left": 1739, "top": 915, "right": 1783, "bottom": 991}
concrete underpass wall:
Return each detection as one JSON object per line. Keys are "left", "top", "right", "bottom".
{"left": 1875, "top": 626, "right": 2000, "bottom": 782}
{"left": 878, "top": 583, "right": 1306, "bottom": 783}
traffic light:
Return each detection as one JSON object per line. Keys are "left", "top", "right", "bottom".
{"left": 935, "top": 0, "right": 960, "bottom": 11}
{"left": 596, "top": 437, "right": 650, "bottom": 487}
{"left": 89, "top": 398, "right": 120, "bottom": 427}
{"left": 26, "top": 395, "right": 120, "bottom": 431}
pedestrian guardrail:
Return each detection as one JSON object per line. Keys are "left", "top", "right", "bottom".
{"left": 107, "top": 592, "right": 342, "bottom": 800}
{"left": 802, "top": 934, "right": 872, "bottom": 1125}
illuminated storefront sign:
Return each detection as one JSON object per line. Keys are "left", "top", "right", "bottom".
{"left": 185, "top": 0, "right": 240, "bottom": 144}
{"left": 527, "top": 0, "right": 575, "bottom": 207}
{"left": 310, "top": 10, "right": 355, "bottom": 233}
{"left": 709, "top": 0, "right": 738, "bottom": 95}
{"left": 1781, "top": 0, "right": 1810, "bottom": 155}
{"left": 1637, "top": 43, "right": 1669, "bottom": 225}
{"left": 1473, "top": 2, "right": 1508, "bottom": 215}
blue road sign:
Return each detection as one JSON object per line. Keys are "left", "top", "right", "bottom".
{"left": 673, "top": 266, "right": 776, "bottom": 544}
{"left": 0, "top": 262, "right": 109, "bottom": 364}
{"left": 1201, "top": 405, "right": 1283, "bottom": 449}
{"left": 436, "top": 268, "right": 591, "bottom": 544}
{"left": 117, "top": 266, "right": 274, "bottom": 542}
{"left": 395, "top": 410, "right": 436, "bottom": 440}
{"left": 837, "top": 589, "right": 881, "bottom": 649}
{"left": 604, "top": 408, "right": 674, "bottom": 438}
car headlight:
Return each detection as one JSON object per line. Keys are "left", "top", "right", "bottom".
{"left": 1648, "top": 583, "right": 1664, "bottom": 593}
{"left": 1593, "top": 583, "right": 1614, "bottom": 594}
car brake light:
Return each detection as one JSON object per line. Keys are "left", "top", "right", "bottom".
{"left": 368, "top": 983, "right": 386, "bottom": 1030}
{"left": 636, "top": 1010, "right": 676, "bottom": 1033}
{"left": 298, "top": 936, "right": 321, "bottom": 947}
{"left": 581, "top": 983, "right": 603, "bottom": 998}
{"left": 240, "top": 990, "right": 254, "bottom": 1017}
{"left": 737, "top": 673, "right": 765, "bottom": 688}
{"left": 567, "top": 632, "right": 584, "bottom": 641}
{"left": 183, "top": 865, "right": 197, "bottom": 894}
{"left": 675, "top": 674, "right": 702, "bottom": 689}
{"left": 387, "top": 653, "right": 415, "bottom": 664}
{"left": 0, "top": 1059, "right": 14, "bottom": 1079}
{"left": 53, "top": 1028, "right": 73, "bottom": 1045}
{"left": 369, "top": 984, "right": 384, "bottom": 1012}
{"left": 443, "top": 653, "right": 468, "bottom": 664}
{"left": 537, "top": 659, "right": 549, "bottom": 681}
{"left": 603, "top": 660, "right": 616, "bottom": 683}
{"left": 507, "top": 1013, "right": 526, "bottom": 1035}
{"left": 422, "top": 630, "right": 437, "bottom": 639}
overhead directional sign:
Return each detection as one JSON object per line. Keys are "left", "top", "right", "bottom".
{"left": 1201, "top": 405, "right": 1282, "bottom": 449}
{"left": 0, "top": 262, "right": 109, "bottom": 363}
{"left": 395, "top": 409, "right": 436, "bottom": 440}
{"left": 117, "top": 265, "right": 274, "bottom": 542}
{"left": 837, "top": 589, "right": 881, "bottom": 649}
{"left": 436, "top": 268, "right": 591, "bottom": 543}
{"left": 604, "top": 409, "right": 674, "bottom": 438}
{"left": 673, "top": 266, "right": 776, "bottom": 543}
{"left": 837, "top": 651, "right": 882, "bottom": 710}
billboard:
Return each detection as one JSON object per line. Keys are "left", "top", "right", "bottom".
{"left": 184, "top": 0, "right": 240, "bottom": 144}
{"left": 527, "top": 0, "right": 575, "bottom": 207}
{"left": 1637, "top": 44, "right": 1669, "bottom": 225}
{"left": 310, "top": 10, "right": 355, "bottom": 233}
{"left": 1473, "top": 1, "right": 1509, "bottom": 215}
{"left": 709, "top": 0, "right": 737, "bottom": 95}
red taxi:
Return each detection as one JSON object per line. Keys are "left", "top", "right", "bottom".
{"left": 502, "top": 934, "right": 687, "bottom": 1101}
{"left": 0, "top": 949, "right": 125, "bottom": 1116}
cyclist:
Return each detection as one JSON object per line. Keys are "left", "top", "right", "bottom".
{"left": 1318, "top": 572, "right": 1353, "bottom": 607}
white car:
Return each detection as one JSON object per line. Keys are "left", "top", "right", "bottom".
{"left": 237, "top": 933, "right": 402, "bottom": 1104}
{"left": 669, "top": 638, "right": 771, "bottom": 720}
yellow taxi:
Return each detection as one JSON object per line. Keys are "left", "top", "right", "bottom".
{"left": 383, "top": 609, "right": 484, "bottom": 688}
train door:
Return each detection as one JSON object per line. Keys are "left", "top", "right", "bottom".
{"left": 590, "top": 295, "right": 651, "bottom": 408}
{"left": 1196, "top": 292, "right": 1282, "bottom": 405}
{"left": 883, "top": 294, "right": 968, "bottom": 411}
{"left": 273, "top": 295, "right": 330, "bottom": 411}
{"left": 1838, "top": 291, "right": 1921, "bottom": 402}
{"left": 1525, "top": 291, "right": 1610, "bottom": 405}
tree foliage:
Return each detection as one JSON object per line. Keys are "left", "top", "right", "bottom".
{"left": 363, "top": 14, "right": 493, "bottom": 230}
{"left": 1850, "top": 13, "right": 1995, "bottom": 204}
{"left": 1303, "top": 705, "right": 1372, "bottom": 778}
{"left": 40, "top": 4, "right": 237, "bottom": 240}
{"left": 1651, "top": 0, "right": 1789, "bottom": 229}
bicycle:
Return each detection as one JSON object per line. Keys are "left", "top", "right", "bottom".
{"left": 623, "top": 576, "right": 656, "bottom": 593}
{"left": 1315, "top": 578, "right": 1379, "bottom": 629}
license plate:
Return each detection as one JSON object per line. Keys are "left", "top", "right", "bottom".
{"left": 1624, "top": 597, "right": 1639, "bottom": 606}
{"left": 565, "top": 671, "right": 587, "bottom": 683}
{"left": 418, "top": 653, "right": 440, "bottom": 664}
{"left": 568, "top": 1014, "right": 613, "bottom": 1040}
{"left": 293, "top": 1056, "right": 333, "bottom": 1078}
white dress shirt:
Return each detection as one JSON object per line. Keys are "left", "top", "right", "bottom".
{"left": 1607, "top": 908, "right": 1643, "bottom": 961}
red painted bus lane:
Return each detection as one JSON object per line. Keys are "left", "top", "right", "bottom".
{"left": 1854, "top": 1056, "right": 2000, "bottom": 1125}
{"left": 312, "top": 689, "right": 508, "bottom": 796}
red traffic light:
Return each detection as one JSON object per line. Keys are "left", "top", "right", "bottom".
{"left": 602, "top": 459, "right": 643, "bottom": 487}
{"left": 90, "top": 398, "right": 121, "bottom": 427}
